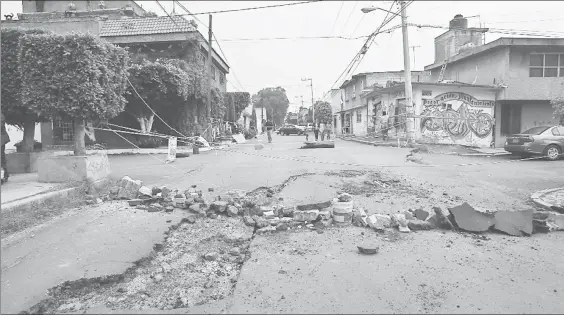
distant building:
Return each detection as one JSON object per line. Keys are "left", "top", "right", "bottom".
{"left": 424, "top": 14, "right": 564, "bottom": 147}
{"left": 333, "top": 71, "right": 425, "bottom": 136}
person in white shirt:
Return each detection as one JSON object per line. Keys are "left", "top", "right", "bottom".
{"left": 380, "top": 111, "right": 390, "bottom": 140}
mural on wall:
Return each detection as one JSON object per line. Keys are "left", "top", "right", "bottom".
{"left": 420, "top": 92, "right": 494, "bottom": 140}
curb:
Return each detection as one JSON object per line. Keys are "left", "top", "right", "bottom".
{"left": 1, "top": 179, "right": 110, "bottom": 214}
{"left": 340, "top": 137, "right": 406, "bottom": 148}
{"left": 531, "top": 187, "right": 564, "bottom": 210}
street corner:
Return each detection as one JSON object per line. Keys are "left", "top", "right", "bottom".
{"left": 531, "top": 187, "right": 564, "bottom": 212}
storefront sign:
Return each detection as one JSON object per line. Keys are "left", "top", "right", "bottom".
{"left": 422, "top": 92, "right": 495, "bottom": 108}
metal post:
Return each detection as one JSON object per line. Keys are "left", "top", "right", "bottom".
{"left": 310, "top": 79, "right": 315, "bottom": 124}
{"left": 400, "top": 1, "right": 415, "bottom": 144}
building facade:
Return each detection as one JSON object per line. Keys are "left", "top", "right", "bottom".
{"left": 424, "top": 14, "right": 564, "bottom": 147}
{"left": 2, "top": 1, "right": 230, "bottom": 149}
{"left": 366, "top": 82, "right": 500, "bottom": 147}
{"left": 334, "top": 71, "right": 425, "bottom": 136}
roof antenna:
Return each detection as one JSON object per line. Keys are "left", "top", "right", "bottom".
{"left": 172, "top": 1, "right": 176, "bottom": 15}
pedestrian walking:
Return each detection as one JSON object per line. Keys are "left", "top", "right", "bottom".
{"left": 265, "top": 119, "right": 274, "bottom": 143}
{"left": 313, "top": 122, "right": 320, "bottom": 141}
{"left": 1, "top": 113, "right": 10, "bottom": 184}
{"left": 320, "top": 122, "right": 326, "bottom": 141}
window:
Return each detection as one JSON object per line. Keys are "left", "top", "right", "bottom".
{"left": 212, "top": 65, "right": 216, "bottom": 80}
{"left": 529, "top": 53, "right": 564, "bottom": 77}
{"left": 361, "top": 80, "right": 365, "bottom": 91}
{"left": 352, "top": 85, "right": 356, "bottom": 98}
{"left": 345, "top": 89, "right": 349, "bottom": 101}
{"left": 552, "top": 127, "right": 561, "bottom": 136}
{"left": 356, "top": 110, "right": 362, "bottom": 123}
{"left": 219, "top": 72, "right": 225, "bottom": 85}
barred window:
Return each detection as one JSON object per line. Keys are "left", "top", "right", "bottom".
{"left": 530, "top": 53, "right": 564, "bottom": 77}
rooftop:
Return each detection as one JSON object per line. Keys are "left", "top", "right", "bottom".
{"left": 364, "top": 81, "right": 502, "bottom": 98}
{"left": 425, "top": 37, "right": 564, "bottom": 70}
{"left": 99, "top": 16, "right": 196, "bottom": 37}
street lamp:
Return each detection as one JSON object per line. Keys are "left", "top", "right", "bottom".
{"left": 301, "top": 78, "right": 314, "bottom": 124}
{"left": 361, "top": 2, "right": 415, "bottom": 144}
{"left": 360, "top": 6, "right": 400, "bottom": 16}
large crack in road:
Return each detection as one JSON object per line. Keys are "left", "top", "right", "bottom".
{"left": 22, "top": 169, "right": 453, "bottom": 314}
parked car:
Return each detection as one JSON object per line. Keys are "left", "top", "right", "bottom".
{"left": 504, "top": 125, "right": 564, "bottom": 161}
{"left": 279, "top": 124, "right": 305, "bottom": 136}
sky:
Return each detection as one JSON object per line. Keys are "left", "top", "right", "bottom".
{"left": 1, "top": 0, "right": 564, "bottom": 113}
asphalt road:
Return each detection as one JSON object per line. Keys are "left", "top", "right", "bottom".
{"left": 2, "top": 133, "right": 563, "bottom": 314}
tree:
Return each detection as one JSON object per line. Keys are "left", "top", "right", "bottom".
{"left": 1, "top": 28, "right": 48, "bottom": 153}
{"left": 551, "top": 97, "right": 564, "bottom": 125}
{"left": 20, "top": 33, "right": 129, "bottom": 155}
{"left": 313, "top": 101, "right": 333, "bottom": 124}
{"left": 126, "top": 60, "right": 192, "bottom": 133}
{"left": 224, "top": 92, "right": 251, "bottom": 121}
{"left": 252, "top": 87, "right": 290, "bottom": 126}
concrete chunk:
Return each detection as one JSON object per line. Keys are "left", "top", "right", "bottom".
{"left": 293, "top": 210, "right": 320, "bottom": 222}
{"left": 408, "top": 219, "right": 434, "bottom": 231}
{"left": 432, "top": 207, "right": 454, "bottom": 230}
{"left": 367, "top": 214, "right": 391, "bottom": 231}
{"left": 448, "top": 202, "right": 495, "bottom": 233}
{"left": 493, "top": 210, "right": 533, "bottom": 236}
{"left": 296, "top": 200, "right": 332, "bottom": 211}
{"left": 117, "top": 176, "right": 143, "bottom": 200}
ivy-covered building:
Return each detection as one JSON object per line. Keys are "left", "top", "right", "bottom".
{"left": 1, "top": 0, "right": 230, "bottom": 149}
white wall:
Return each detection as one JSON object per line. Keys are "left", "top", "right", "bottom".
{"left": 380, "top": 85, "right": 497, "bottom": 147}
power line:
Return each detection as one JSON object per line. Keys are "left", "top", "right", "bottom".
{"left": 173, "top": 0, "right": 247, "bottom": 92}
{"left": 340, "top": 1, "right": 359, "bottom": 35}
{"left": 178, "top": 1, "right": 322, "bottom": 16}
{"left": 219, "top": 35, "right": 371, "bottom": 42}
{"left": 331, "top": 1, "right": 345, "bottom": 35}
{"left": 328, "top": 1, "right": 407, "bottom": 91}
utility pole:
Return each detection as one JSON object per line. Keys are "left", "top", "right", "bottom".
{"left": 207, "top": 14, "right": 213, "bottom": 119}
{"left": 400, "top": 1, "right": 415, "bottom": 144}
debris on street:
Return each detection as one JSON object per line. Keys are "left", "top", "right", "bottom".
{"left": 357, "top": 244, "right": 380, "bottom": 255}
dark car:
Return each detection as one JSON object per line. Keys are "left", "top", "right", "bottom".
{"left": 504, "top": 125, "right": 564, "bottom": 161}
{"left": 279, "top": 124, "right": 305, "bottom": 136}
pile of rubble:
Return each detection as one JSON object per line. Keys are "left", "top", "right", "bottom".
{"left": 354, "top": 201, "right": 564, "bottom": 236}
{"left": 110, "top": 176, "right": 564, "bottom": 238}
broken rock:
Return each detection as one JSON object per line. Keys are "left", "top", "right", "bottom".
{"left": 357, "top": 245, "right": 380, "bottom": 255}
{"left": 296, "top": 200, "right": 332, "bottom": 211}
{"left": 319, "top": 210, "right": 332, "bottom": 220}
{"left": 533, "top": 219, "right": 552, "bottom": 234}
{"left": 254, "top": 216, "right": 270, "bottom": 229}
{"left": 128, "top": 199, "right": 143, "bottom": 207}
{"left": 548, "top": 213, "right": 564, "bottom": 230}
{"left": 276, "top": 223, "right": 289, "bottom": 231}
{"left": 256, "top": 226, "right": 276, "bottom": 235}
{"left": 268, "top": 217, "right": 281, "bottom": 226}
{"left": 432, "top": 207, "right": 454, "bottom": 230}
{"left": 367, "top": 214, "right": 392, "bottom": 231}
{"left": 293, "top": 210, "right": 320, "bottom": 222}
{"left": 413, "top": 208, "right": 429, "bottom": 221}
{"left": 281, "top": 207, "right": 295, "bottom": 217}
{"left": 254, "top": 143, "right": 265, "bottom": 150}
{"left": 408, "top": 219, "right": 434, "bottom": 231}
{"left": 117, "top": 176, "right": 143, "bottom": 200}
{"left": 227, "top": 205, "right": 239, "bottom": 217}
{"left": 493, "top": 210, "right": 533, "bottom": 236}
{"left": 391, "top": 213, "right": 410, "bottom": 233}
{"left": 243, "top": 216, "right": 256, "bottom": 227}
{"left": 211, "top": 201, "right": 228, "bottom": 212}
{"left": 448, "top": 202, "right": 495, "bottom": 233}
{"left": 138, "top": 186, "right": 153, "bottom": 197}
{"left": 204, "top": 252, "right": 219, "bottom": 261}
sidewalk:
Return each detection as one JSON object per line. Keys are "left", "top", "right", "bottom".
{"left": 531, "top": 187, "right": 564, "bottom": 210}
{"left": 339, "top": 134, "right": 510, "bottom": 156}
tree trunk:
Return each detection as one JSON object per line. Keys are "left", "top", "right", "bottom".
{"left": 21, "top": 118, "right": 36, "bottom": 153}
{"left": 73, "top": 119, "right": 86, "bottom": 156}
{"left": 137, "top": 115, "right": 154, "bottom": 133}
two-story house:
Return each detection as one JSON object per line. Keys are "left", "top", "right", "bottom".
{"left": 424, "top": 14, "right": 564, "bottom": 147}
{"left": 334, "top": 71, "right": 424, "bottom": 136}
{"left": 1, "top": 0, "right": 230, "bottom": 148}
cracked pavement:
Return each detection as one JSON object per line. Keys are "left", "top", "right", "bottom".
{"left": 2, "top": 135, "right": 564, "bottom": 314}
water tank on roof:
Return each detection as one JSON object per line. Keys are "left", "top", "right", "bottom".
{"left": 449, "top": 14, "right": 468, "bottom": 30}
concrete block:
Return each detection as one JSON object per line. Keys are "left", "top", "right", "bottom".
{"left": 293, "top": 210, "right": 320, "bottom": 222}
{"left": 37, "top": 153, "right": 110, "bottom": 183}
{"left": 6, "top": 152, "right": 40, "bottom": 174}
{"left": 493, "top": 210, "right": 533, "bottom": 236}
